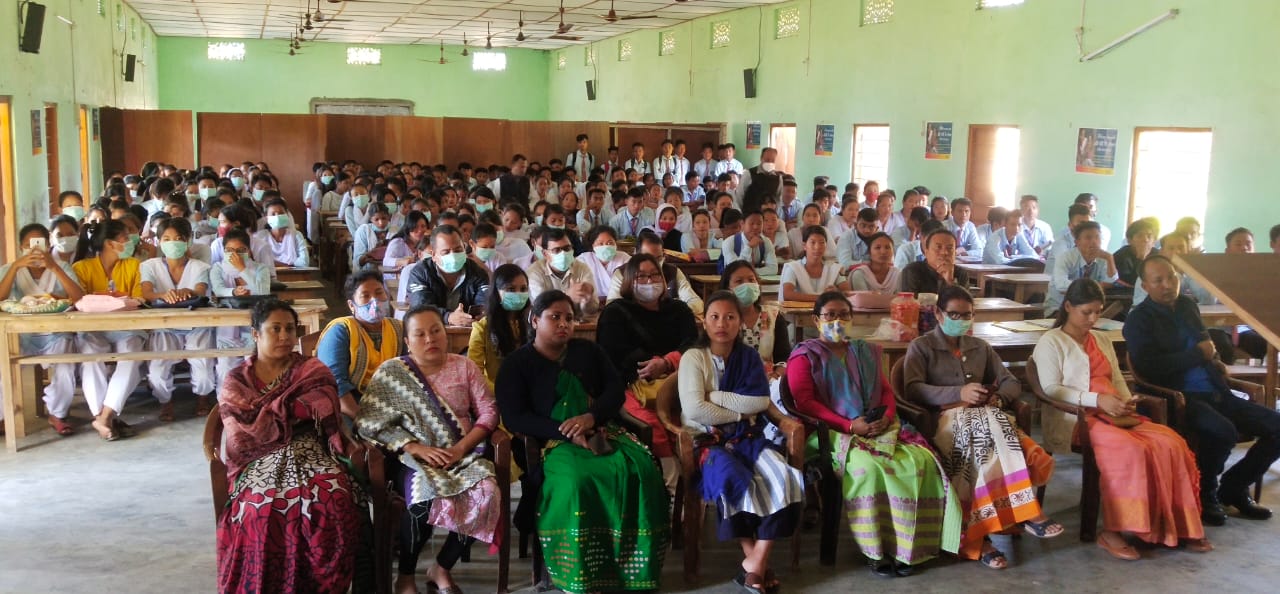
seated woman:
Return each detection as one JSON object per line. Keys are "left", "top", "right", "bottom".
{"left": 495, "top": 290, "right": 669, "bottom": 594}
{"left": 468, "top": 264, "right": 530, "bottom": 390}
{"left": 358, "top": 306, "right": 503, "bottom": 594}
{"left": 680, "top": 209, "right": 717, "bottom": 262}
{"left": 382, "top": 210, "right": 431, "bottom": 270}
{"left": 900, "top": 229, "right": 969, "bottom": 295}
{"left": 780, "top": 226, "right": 849, "bottom": 302}
{"left": 140, "top": 218, "right": 216, "bottom": 420}
{"left": 353, "top": 204, "right": 393, "bottom": 272}
{"left": 576, "top": 225, "right": 630, "bottom": 300}
{"left": 117, "top": 212, "right": 157, "bottom": 262}
{"left": 1032, "top": 279, "right": 1210, "bottom": 558}
{"left": 217, "top": 300, "right": 372, "bottom": 593}
{"left": 73, "top": 219, "right": 147, "bottom": 442}
{"left": 720, "top": 261, "right": 789, "bottom": 377}
{"left": 49, "top": 215, "right": 81, "bottom": 266}
{"left": 253, "top": 198, "right": 310, "bottom": 268}
{"left": 211, "top": 228, "right": 273, "bottom": 390}
{"left": 318, "top": 270, "right": 405, "bottom": 420}
{"left": 786, "top": 204, "right": 836, "bottom": 262}
{"left": 0, "top": 223, "right": 84, "bottom": 436}
{"left": 847, "top": 232, "right": 901, "bottom": 294}
{"left": 596, "top": 254, "right": 699, "bottom": 491}
{"left": 787, "top": 291, "right": 960, "bottom": 577}
{"left": 680, "top": 291, "right": 804, "bottom": 593}
{"left": 903, "top": 285, "right": 1060, "bottom": 569}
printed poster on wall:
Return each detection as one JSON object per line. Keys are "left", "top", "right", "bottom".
{"left": 30, "top": 110, "right": 43, "bottom": 155}
{"left": 814, "top": 124, "right": 835, "bottom": 157}
{"left": 1075, "top": 127, "right": 1118, "bottom": 175}
{"left": 92, "top": 108, "right": 101, "bottom": 140}
{"left": 924, "top": 122, "right": 952, "bottom": 160}
{"left": 745, "top": 122, "right": 763, "bottom": 150}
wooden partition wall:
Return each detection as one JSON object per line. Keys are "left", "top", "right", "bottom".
{"left": 100, "top": 108, "right": 195, "bottom": 176}
{"left": 614, "top": 124, "right": 726, "bottom": 167}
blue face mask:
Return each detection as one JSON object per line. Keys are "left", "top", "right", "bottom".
{"left": 475, "top": 202, "right": 493, "bottom": 213}
{"left": 438, "top": 251, "right": 467, "bottom": 274}
{"left": 500, "top": 290, "right": 530, "bottom": 312}
{"left": 940, "top": 316, "right": 972, "bottom": 337}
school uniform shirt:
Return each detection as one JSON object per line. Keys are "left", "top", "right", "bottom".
{"left": 693, "top": 158, "right": 719, "bottom": 182}
{"left": 680, "top": 232, "right": 720, "bottom": 253}
{"left": 623, "top": 158, "right": 650, "bottom": 175}
{"left": 476, "top": 252, "right": 509, "bottom": 274}
{"left": 882, "top": 211, "right": 908, "bottom": 237}
{"left": 721, "top": 233, "right": 778, "bottom": 276}
{"left": 576, "top": 251, "right": 631, "bottom": 299}
{"left": 848, "top": 265, "right": 902, "bottom": 294}
{"left": 652, "top": 155, "right": 685, "bottom": 183}
{"left": 210, "top": 258, "right": 272, "bottom": 297}
{"left": 345, "top": 203, "right": 371, "bottom": 235}
{"left": 983, "top": 229, "right": 1038, "bottom": 264}
{"left": 610, "top": 209, "right": 656, "bottom": 240}
{"left": 787, "top": 227, "right": 837, "bottom": 261}
{"left": 577, "top": 208, "right": 608, "bottom": 235}
{"left": 779, "top": 200, "right": 802, "bottom": 227}
{"left": 889, "top": 226, "right": 918, "bottom": 249}
{"left": 303, "top": 182, "right": 323, "bottom": 242}
{"left": 1018, "top": 218, "right": 1055, "bottom": 252}
{"left": 974, "top": 223, "right": 995, "bottom": 252}
{"left": 770, "top": 229, "right": 790, "bottom": 253}
{"left": 140, "top": 257, "right": 212, "bottom": 296}
{"left": 253, "top": 228, "right": 310, "bottom": 268}
{"left": 1044, "top": 247, "right": 1120, "bottom": 314}
{"left": 210, "top": 235, "right": 279, "bottom": 280}
{"left": 713, "top": 158, "right": 744, "bottom": 176}
{"left": 780, "top": 259, "right": 844, "bottom": 297}
{"left": 73, "top": 257, "right": 143, "bottom": 297}
{"left": 826, "top": 217, "right": 856, "bottom": 245}
{"left": 321, "top": 190, "right": 343, "bottom": 213}
{"left": 565, "top": 150, "right": 595, "bottom": 174}
{"left": 945, "top": 219, "right": 981, "bottom": 253}
{"left": 836, "top": 231, "right": 874, "bottom": 269}
{"left": 1043, "top": 230, "right": 1074, "bottom": 276}
{"left": 894, "top": 240, "right": 925, "bottom": 269}
{"left": 387, "top": 211, "right": 407, "bottom": 236}
{"left": 0, "top": 261, "right": 78, "bottom": 299}
{"left": 141, "top": 198, "right": 167, "bottom": 219}
{"left": 496, "top": 236, "right": 533, "bottom": 262}
{"left": 682, "top": 186, "right": 706, "bottom": 206}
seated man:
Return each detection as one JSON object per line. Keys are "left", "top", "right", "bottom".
{"left": 944, "top": 197, "right": 980, "bottom": 255}
{"left": 526, "top": 228, "right": 598, "bottom": 319}
{"left": 720, "top": 210, "right": 779, "bottom": 276}
{"left": 404, "top": 225, "right": 490, "bottom": 326}
{"left": 982, "top": 207, "right": 1038, "bottom": 265}
{"left": 836, "top": 207, "right": 883, "bottom": 270}
{"left": 1043, "top": 221, "right": 1117, "bottom": 315}
{"left": 1045, "top": 204, "right": 1091, "bottom": 276}
{"left": 894, "top": 219, "right": 943, "bottom": 270}
{"left": 1017, "top": 194, "right": 1054, "bottom": 255}
{"left": 1125, "top": 254, "right": 1280, "bottom": 525}
{"left": 607, "top": 229, "right": 704, "bottom": 316}
{"left": 609, "top": 186, "right": 655, "bottom": 240}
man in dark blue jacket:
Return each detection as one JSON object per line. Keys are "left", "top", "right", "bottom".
{"left": 1125, "top": 255, "right": 1280, "bottom": 525}
{"left": 405, "top": 225, "right": 490, "bottom": 326}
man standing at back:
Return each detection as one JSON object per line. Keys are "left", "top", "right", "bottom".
{"left": 740, "top": 147, "right": 784, "bottom": 215}
{"left": 714, "top": 143, "right": 745, "bottom": 176}
{"left": 489, "top": 154, "right": 532, "bottom": 208}
{"left": 566, "top": 134, "right": 594, "bottom": 175}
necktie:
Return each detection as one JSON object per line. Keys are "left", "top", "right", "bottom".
{"left": 630, "top": 215, "right": 639, "bottom": 237}
{"left": 1081, "top": 261, "right": 1096, "bottom": 279}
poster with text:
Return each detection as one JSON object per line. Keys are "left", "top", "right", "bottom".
{"left": 1075, "top": 127, "right": 1117, "bottom": 175}
{"left": 815, "top": 124, "right": 835, "bottom": 156}
{"left": 925, "top": 122, "right": 952, "bottom": 160}
{"left": 745, "top": 122, "right": 762, "bottom": 150}
{"left": 30, "top": 110, "right": 42, "bottom": 155}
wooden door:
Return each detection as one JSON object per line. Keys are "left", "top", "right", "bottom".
{"left": 44, "top": 103, "right": 59, "bottom": 213}
{"left": 78, "top": 106, "right": 92, "bottom": 196}
{"left": 0, "top": 98, "right": 15, "bottom": 261}
{"left": 964, "top": 124, "right": 1020, "bottom": 223}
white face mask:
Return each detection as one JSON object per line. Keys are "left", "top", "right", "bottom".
{"left": 760, "top": 162, "right": 776, "bottom": 173}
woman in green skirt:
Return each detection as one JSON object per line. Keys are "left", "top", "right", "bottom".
{"left": 496, "top": 290, "right": 669, "bottom": 593}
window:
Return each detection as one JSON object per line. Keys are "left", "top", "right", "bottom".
{"left": 116, "top": 4, "right": 123, "bottom": 31}
{"left": 346, "top": 47, "right": 381, "bottom": 65}
{"left": 207, "top": 42, "right": 245, "bottom": 61}
{"left": 775, "top": 6, "right": 801, "bottom": 38}
{"left": 659, "top": 31, "right": 677, "bottom": 56}
{"left": 618, "top": 39, "right": 633, "bottom": 62}
{"left": 130, "top": 17, "right": 137, "bottom": 40}
{"left": 851, "top": 125, "right": 890, "bottom": 189}
{"left": 584, "top": 46, "right": 596, "bottom": 66}
{"left": 769, "top": 124, "right": 797, "bottom": 176}
{"left": 97, "top": 0, "right": 105, "bottom": 16}
{"left": 978, "top": 0, "right": 1025, "bottom": 7}
{"left": 711, "top": 20, "right": 732, "bottom": 48}
{"left": 1128, "top": 128, "right": 1213, "bottom": 232}
{"left": 557, "top": 53, "right": 566, "bottom": 70}
{"left": 472, "top": 51, "right": 506, "bottom": 71}
{"left": 862, "top": 0, "right": 894, "bottom": 26}
{"left": 964, "top": 125, "right": 1021, "bottom": 212}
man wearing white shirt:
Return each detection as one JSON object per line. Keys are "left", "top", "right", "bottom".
{"left": 1045, "top": 204, "right": 1091, "bottom": 276}
{"left": 1018, "top": 194, "right": 1054, "bottom": 255}
{"left": 652, "top": 139, "right": 682, "bottom": 183}
{"left": 681, "top": 172, "right": 706, "bottom": 210}
{"left": 1073, "top": 192, "right": 1112, "bottom": 249}
{"left": 565, "top": 133, "right": 595, "bottom": 175}
{"left": 1044, "top": 221, "right": 1118, "bottom": 315}
{"left": 713, "top": 143, "right": 745, "bottom": 176}
{"left": 673, "top": 140, "right": 692, "bottom": 184}
{"left": 624, "top": 142, "right": 650, "bottom": 176}
{"left": 720, "top": 210, "right": 779, "bottom": 276}
{"left": 601, "top": 145, "right": 621, "bottom": 179}
{"left": 944, "top": 197, "right": 981, "bottom": 255}
{"left": 693, "top": 142, "right": 719, "bottom": 182}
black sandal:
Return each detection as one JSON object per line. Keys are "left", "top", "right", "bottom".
{"left": 893, "top": 561, "right": 914, "bottom": 577}
{"left": 733, "top": 570, "right": 768, "bottom": 594}
{"left": 868, "top": 560, "right": 894, "bottom": 578}
{"left": 979, "top": 548, "right": 1008, "bottom": 570}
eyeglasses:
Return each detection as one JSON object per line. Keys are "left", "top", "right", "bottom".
{"left": 634, "top": 273, "right": 664, "bottom": 283}
{"left": 943, "top": 311, "right": 975, "bottom": 320}
{"left": 818, "top": 311, "right": 853, "bottom": 322}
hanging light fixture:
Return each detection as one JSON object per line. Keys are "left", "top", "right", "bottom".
{"left": 461, "top": 32, "right": 469, "bottom": 56}
{"left": 486, "top": 22, "right": 493, "bottom": 50}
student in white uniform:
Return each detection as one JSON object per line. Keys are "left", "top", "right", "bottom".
{"left": 847, "top": 232, "right": 902, "bottom": 294}
{"left": 788, "top": 204, "right": 837, "bottom": 262}
{"left": 983, "top": 208, "right": 1039, "bottom": 265}
{"left": 210, "top": 228, "right": 272, "bottom": 390}
{"left": 140, "top": 218, "right": 216, "bottom": 420}
{"left": 652, "top": 139, "right": 683, "bottom": 182}
{"left": 577, "top": 225, "right": 631, "bottom": 299}
{"left": 345, "top": 182, "right": 373, "bottom": 235}
{"left": 303, "top": 165, "right": 335, "bottom": 242}
{"left": 566, "top": 133, "right": 595, "bottom": 174}
{"left": 209, "top": 204, "right": 278, "bottom": 281}
{"left": 780, "top": 226, "right": 848, "bottom": 301}
{"left": 624, "top": 142, "right": 651, "bottom": 176}
{"left": 0, "top": 224, "right": 84, "bottom": 436}
{"left": 352, "top": 204, "right": 392, "bottom": 272}
{"left": 254, "top": 198, "right": 310, "bottom": 268}
{"left": 470, "top": 222, "right": 509, "bottom": 274}
{"left": 720, "top": 210, "right": 779, "bottom": 276}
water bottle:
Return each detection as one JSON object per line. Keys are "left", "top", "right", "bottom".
{"left": 917, "top": 292, "right": 939, "bottom": 334}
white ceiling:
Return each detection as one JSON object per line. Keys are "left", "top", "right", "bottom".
{"left": 128, "top": 0, "right": 789, "bottom": 50}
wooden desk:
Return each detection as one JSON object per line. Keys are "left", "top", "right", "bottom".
{"left": 445, "top": 323, "right": 597, "bottom": 354}
{"left": 0, "top": 304, "right": 327, "bottom": 452}
{"left": 275, "top": 266, "right": 322, "bottom": 283}
{"left": 985, "top": 273, "right": 1050, "bottom": 303}
{"left": 779, "top": 297, "right": 1042, "bottom": 344}
{"left": 671, "top": 261, "right": 719, "bottom": 277}
{"left": 1199, "top": 304, "right": 1243, "bottom": 329}
{"left": 689, "top": 274, "right": 782, "bottom": 301}
{"left": 1177, "top": 253, "right": 1280, "bottom": 409}
{"left": 855, "top": 321, "right": 1125, "bottom": 370}
{"left": 274, "top": 280, "right": 329, "bottom": 302}
{"left": 956, "top": 263, "right": 1033, "bottom": 295}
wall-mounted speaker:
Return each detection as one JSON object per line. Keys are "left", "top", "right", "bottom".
{"left": 124, "top": 54, "right": 137, "bottom": 82}
{"left": 19, "top": 2, "right": 47, "bottom": 54}
{"left": 743, "top": 68, "right": 757, "bottom": 99}
{"left": 585, "top": 80, "right": 596, "bottom": 101}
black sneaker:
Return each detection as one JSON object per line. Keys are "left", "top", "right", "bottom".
{"left": 1220, "top": 489, "right": 1273, "bottom": 520}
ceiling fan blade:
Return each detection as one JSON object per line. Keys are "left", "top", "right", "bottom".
{"left": 618, "top": 15, "right": 659, "bottom": 20}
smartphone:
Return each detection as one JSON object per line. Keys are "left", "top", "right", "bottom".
{"left": 30, "top": 237, "right": 47, "bottom": 252}
{"left": 863, "top": 405, "right": 887, "bottom": 423}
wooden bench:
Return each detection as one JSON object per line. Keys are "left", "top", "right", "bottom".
{"left": 274, "top": 280, "right": 329, "bottom": 302}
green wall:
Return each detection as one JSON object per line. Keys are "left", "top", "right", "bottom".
{"left": 157, "top": 37, "right": 550, "bottom": 120}
{"left": 1, "top": 0, "right": 158, "bottom": 226}
{"left": 548, "top": 0, "right": 1280, "bottom": 251}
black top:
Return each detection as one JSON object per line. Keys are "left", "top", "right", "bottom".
{"left": 405, "top": 257, "right": 491, "bottom": 324}
{"left": 498, "top": 173, "right": 531, "bottom": 205}
{"left": 595, "top": 298, "right": 698, "bottom": 384}
{"left": 662, "top": 229, "right": 684, "bottom": 253}
{"left": 742, "top": 166, "right": 783, "bottom": 215}
{"left": 494, "top": 339, "right": 624, "bottom": 442}
{"left": 899, "top": 261, "right": 971, "bottom": 296}
{"left": 1123, "top": 294, "right": 1223, "bottom": 393}
{"left": 1113, "top": 245, "right": 1143, "bottom": 287}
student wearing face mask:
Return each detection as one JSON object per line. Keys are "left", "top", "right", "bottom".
{"left": 469, "top": 223, "right": 508, "bottom": 274}
{"left": 304, "top": 164, "right": 337, "bottom": 243}
{"left": 576, "top": 225, "right": 630, "bottom": 300}
{"left": 344, "top": 182, "right": 374, "bottom": 234}
{"left": 48, "top": 215, "right": 81, "bottom": 265}
{"left": 0, "top": 224, "right": 85, "bottom": 436}
{"left": 210, "top": 228, "right": 271, "bottom": 388}
{"left": 317, "top": 270, "right": 405, "bottom": 420}
{"left": 467, "top": 264, "right": 531, "bottom": 391}
{"left": 141, "top": 178, "right": 175, "bottom": 218}
{"left": 140, "top": 218, "right": 215, "bottom": 420}
{"left": 210, "top": 204, "right": 278, "bottom": 281}
{"left": 353, "top": 205, "right": 393, "bottom": 271}
{"left": 405, "top": 226, "right": 491, "bottom": 327}
{"left": 56, "top": 191, "right": 87, "bottom": 223}
{"left": 527, "top": 228, "right": 599, "bottom": 320}
{"left": 117, "top": 212, "right": 157, "bottom": 264}
{"left": 253, "top": 198, "right": 310, "bottom": 268}
{"left": 74, "top": 219, "right": 147, "bottom": 442}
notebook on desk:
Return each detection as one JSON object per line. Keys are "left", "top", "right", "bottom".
{"left": 994, "top": 318, "right": 1123, "bottom": 332}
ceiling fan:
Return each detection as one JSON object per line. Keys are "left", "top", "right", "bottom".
{"left": 599, "top": 0, "right": 658, "bottom": 23}
{"left": 461, "top": 33, "right": 469, "bottom": 56}
{"left": 516, "top": 11, "right": 526, "bottom": 42}
{"left": 485, "top": 22, "right": 493, "bottom": 50}
{"left": 556, "top": 0, "right": 573, "bottom": 34}
{"left": 419, "top": 40, "right": 449, "bottom": 65}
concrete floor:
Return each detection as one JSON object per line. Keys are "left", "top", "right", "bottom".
{"left": 3, "top": 393, "right": 1280, "bottom": 594}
